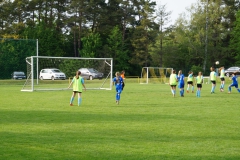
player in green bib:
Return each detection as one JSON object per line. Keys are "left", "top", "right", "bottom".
{"left": 68, "top": 71, "right": 86, "bottom": 106}
{"left": 187, "top": 71, "right": 194, "bottom": 93}
{"left": 169, "top": 70, "right": 178, "bottom": 97}
{"left": 195, "top": 72, "right": 203, "bottom": 97}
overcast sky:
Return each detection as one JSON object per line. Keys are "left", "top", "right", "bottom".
{"left": 156, "top": 0, "right": 197, "bottom": 25}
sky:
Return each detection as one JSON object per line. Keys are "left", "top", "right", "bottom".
{"left": 156, "top": 0, "right": 197, "bottom": 25}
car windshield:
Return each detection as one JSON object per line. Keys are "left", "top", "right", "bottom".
{"left": 88, "top": 68, "right": 97, "bottom": 73}
{"left": 226, "top": 67, "right": 239, "bottom": 70}
{"left": 15, "top": 72, "right": 25, "bottom": 75}
{"left": 52, "top": 69, "right": 61, "bottom": 73}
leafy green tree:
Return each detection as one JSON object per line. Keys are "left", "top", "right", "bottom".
{"left": 173, "top": 0, "right": 232, "bottom": 73}
{"left": 230, "top": 10, "right": 240, "bottom": 65}
{"left": 0, "top": 38, "right": 36, "bottom": 79}
{"left": 107, "top": 26, "right": 129, "bottom": 72}
{"left": 22, "top": 22, "right": 66, "bottom": 57}
{"left": 80, "top": 33, "right": 102, "bottom": 58}
{"left": 155, "top": 3, "right": 172, "bottom": 67}
{"left": 67, "top": 0, "right": 88, "bottom": 57}
{"left": 130, "top": 0, "right": 156, "bottom": 67}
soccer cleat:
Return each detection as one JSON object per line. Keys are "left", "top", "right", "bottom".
{"left": 228, "top": 92, "right": 231, "bottom": 94}
{"left": 70, "top": 103, "right": 73, "bottom": 106}
{"left": 187, "top": 90, "right": 189, "bottom": 93}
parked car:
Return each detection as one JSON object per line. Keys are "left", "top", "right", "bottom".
{"left": 39, "top": 68, "right": 66, "bottom": 80}
{"left": 78, "top": 68, "right": 104, "bottom": 80}
{"left": 225, "top": 67, "right": 240, "bottom": 77}
{"left": 11, "top": 71, "right": 26, "bottom": 80}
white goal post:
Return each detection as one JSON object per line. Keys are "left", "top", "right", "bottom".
{"left": 140, "top": 67, "right": 173, "bottom": 84}
{"left": 21, "top": 56, "right": 113, "bottom": 92}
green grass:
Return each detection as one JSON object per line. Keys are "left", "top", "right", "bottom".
{"left": 0, "top": 79, "right": 240, "bottom": 160}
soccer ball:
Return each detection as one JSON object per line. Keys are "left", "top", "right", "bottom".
{"left": 215, "top": 61, "right": 219, "bottom": 65}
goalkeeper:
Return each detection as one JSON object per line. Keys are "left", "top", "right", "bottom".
{"left": 68, "top": 71, "right": 86, "bottom": 106}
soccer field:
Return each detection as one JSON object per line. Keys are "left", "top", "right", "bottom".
{"left": 0, "top": 79, "right": 240, "bottom": 159}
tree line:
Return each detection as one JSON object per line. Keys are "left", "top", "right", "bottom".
{"left": 0, "top": 0, "right": 240, "bottom": 79}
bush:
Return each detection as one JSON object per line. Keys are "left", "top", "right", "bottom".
{"left": 190, "top": 65, "right": 203, "bottom": 76}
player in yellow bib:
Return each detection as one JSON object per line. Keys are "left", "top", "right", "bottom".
{"left": 169, "top": 70, "right": 178, "bottom": 97}
{"left": 187, "top": 71, "right": 194, "bottom": 93}
{"left": 68, "top": 71, "right": 86, "bottom": 106}
{"left": 195, "top": 72, "right": 203, "bottom": 97}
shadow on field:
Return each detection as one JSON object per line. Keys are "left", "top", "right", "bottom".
{"left": 1, "top": 130, "right": 240, "bottom": 160}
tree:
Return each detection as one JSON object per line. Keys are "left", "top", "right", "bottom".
{"left": 175, "top": 0, "right": 232, "bottom": 73}
{"left": 107, "top": 26, "right": 129, "bottom": 71}
{"left": 130, "top": 0, "right": 156, "bottom": 67}
{"left": 80, "top": 33, "right": 102, "bottom": 58}
{"left": 155, "top": 3, "right": 172, "bottom": 67}
{"left": 0, "top": 37, "right": 36, "bottom": 79}
{"left": 230, "top": 10, "right": 240, "bottom": 65}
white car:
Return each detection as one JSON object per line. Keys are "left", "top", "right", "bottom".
{"left": 39, "top": 68, "right": 66, "bottom": 80}
{"left": 225, "top": 67, "right": 240, "bottom": 77}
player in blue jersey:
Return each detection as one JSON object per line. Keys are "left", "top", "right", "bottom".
{"left": 187, "top": 71, "right": 194, "bottom": 93}
{"left": 210, "top": 67, "right": 217, "bottom": 94}
{"left": 112, "top": 72, "right": 124, "bottom": 104}
{"left": 195, "top": 72, "right": 203, "bottom": 97}
{"left": 68, "top": 71, "right": 86, "bottom": 106}
{"left": 177, "top": 70, "right": 185, "bottom": 97}
{"left": 228, "top": 72, "right": 240, "bottom": 94}
{"left": 219, "top": 67, "right": 225, "bottom": 92}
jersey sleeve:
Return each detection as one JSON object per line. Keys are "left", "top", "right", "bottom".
{"left": 81, "top": 78, "right": 84, "bottom": 84}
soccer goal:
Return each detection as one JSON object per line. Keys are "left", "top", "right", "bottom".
{"left": 140, "top": 67, "right": 173, "bottom": 84}
{"left": 21, "top": 56, "right": 113, "bottom": 92}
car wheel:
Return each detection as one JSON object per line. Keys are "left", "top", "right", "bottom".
{"left": 89, "top": 76, "right": 93, "bottom": 80}
{"left": 226, "top": 73, "right": 229, "bottom": 77}
{"left": 40, "top": 76, "right": 43, "bottom": 80}
{"left": 51, "top": 76, "right": 55, "bottom": 80}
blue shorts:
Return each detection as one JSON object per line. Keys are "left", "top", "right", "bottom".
{"left": 230, "top": 83, "right": 238, "bottom": 88}
{"left": 115, "top": 85, "right": 122, "bottom": 93}
{"left": 178, "top": 83, "right": 184, "bottom": 88}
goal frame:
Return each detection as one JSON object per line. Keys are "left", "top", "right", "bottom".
{"left": 140, "top": 67, "right": 173, "bottom": 84}
{"left": 21, "top": 56, "right": 113, "bottom": 92}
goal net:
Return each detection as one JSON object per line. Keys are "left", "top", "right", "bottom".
{"left": 21, "top": 56, "right": 113, "bottom": 91}
{"left": 140, "top": 67, "right": 173, "bottom": 84}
